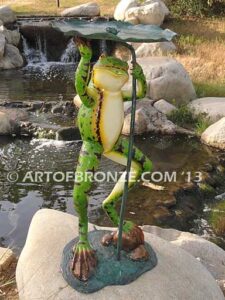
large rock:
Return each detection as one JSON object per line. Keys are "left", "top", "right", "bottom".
{"left": 154, "top": 99, "right": 177, "bottom": 115}
{"left": 189, "top": 97, "right": 225, "bottom": 122}
{"left": 0, "top": 25, "right": 20, "bottom": 46}
{"left": 123, "top": 98, "right": 176, "bottom": 135}
{"left": 125, "top": 1, "right": 168, "bottom": 26}
{"left": 61, "top": 2, "right": 100, "bottom": 17}
{"left": 16, "top": 209, "right": 224, "bottom": 300}
{"left": 142, "top": 226, "right": 225, "bottom": 285}
{"left": 0, "top": 111, "right": 20, "bottom": 135}
{"left": 137, "top": 57, "right": 196, "bottom": 104}
{"left": 135, "top": 41, "right": 177, "bottom": 57}
{"left": 114, "top": 0, "right": 138, "bottom": 21}
{"left": 0, "top": 44, "right": 23, "bottom": 69}
{"left": 0, "top": 31, "right": 5, "bottom": 58}
{"left": 201, "top": 117, "right": 225, "bottom": 150}
{"left": 0, "top": 6, "right": 16, "bottom": 24}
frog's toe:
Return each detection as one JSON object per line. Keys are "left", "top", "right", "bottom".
{"left": 112, "top": 222, "right": 144, "bottom": 252}
{"left": 72, "top": 243, "right": 97, "bottom": 281}
{"left": 101, "top": 232, "right": 114, "bottom": 246}
{"left": 129, "top": 244, "right": 149, "bottom": 261}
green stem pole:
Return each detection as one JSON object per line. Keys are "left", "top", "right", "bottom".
{"left": 117, "top": 43, "right": 137, "bottom": 261}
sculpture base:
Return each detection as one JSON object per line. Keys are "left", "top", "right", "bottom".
{"left": 61, "top": 230, "right": 157, "bottom": 294}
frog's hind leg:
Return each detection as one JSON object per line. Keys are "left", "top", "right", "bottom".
{"left": 72, "top": 141, "right": 102, "bottom": 281}
{"left": 101, "top": 137, "right": 153, "bottom": 255}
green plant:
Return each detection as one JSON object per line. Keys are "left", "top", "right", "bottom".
{"left": 169, "top": 0, "right": 225, "bottom": 16}
{"left": 168, "top": 104, "right": 196, "bottom": 127}
{"left": 210, "top": 201, "right": 225, "bottom": 236}
{"left": 195, "top": 115, "right": 211, "bottom": 134}
{"left": 168, "top": 104, "right": 211, "bottom": 133}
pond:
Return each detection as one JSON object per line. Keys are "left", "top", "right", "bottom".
{"left": 0, "top": 63, "right": 225, "bottom": 254}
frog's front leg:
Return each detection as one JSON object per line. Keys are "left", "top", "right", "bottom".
{"left": 101, "top": 137, "right": 153, "bottom": 259}
{"left": 75, "top": 37, "right": 95, "bottom": 108}
{"left": 72, "top": 141, "right": 102, "bottom": 281}
{"left": 122, "top": 62, "right": 147, "bottom": 101}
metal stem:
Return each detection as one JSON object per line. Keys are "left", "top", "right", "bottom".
{"left": 117, "top": 42, "right": 137, "bottom": 261}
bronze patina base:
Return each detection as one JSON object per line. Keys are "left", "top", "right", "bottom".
{"left": 61, "top": 230, "right": 157, "bottom": 294}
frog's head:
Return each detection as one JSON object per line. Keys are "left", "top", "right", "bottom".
{"left": 93, "top": 55, "right": 129, "bottom": 91}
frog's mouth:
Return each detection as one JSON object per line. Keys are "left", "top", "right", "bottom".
{"left": 94, "top": 66, "right": 128, "bottom": 77}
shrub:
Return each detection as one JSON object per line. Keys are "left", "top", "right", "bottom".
{"left": 169, "top": 0, "right": 225, "bottom": 16}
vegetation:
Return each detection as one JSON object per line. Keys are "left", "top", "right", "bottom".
{"left": 169, "top": 0, "right": 225, "bottom": 17}
{"left": 168, "top": 105, "right": 211, "bottom": 134}
{"left": 210, "top": 201, "right": 225, "bottom": 236}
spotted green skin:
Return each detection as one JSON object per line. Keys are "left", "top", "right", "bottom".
{"left": 73, "top": 40, "right": 152, "bottom": 255}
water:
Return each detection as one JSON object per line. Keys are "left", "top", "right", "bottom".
{"left": 0, "top": 39, "right": 225, "bottom": 253}
{"left": 0, "top": 134, "right": 224, "bottom": 253}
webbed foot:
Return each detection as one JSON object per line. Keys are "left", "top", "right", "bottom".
{"left": 72, "top": 242, "right": 97, "bottom": 281}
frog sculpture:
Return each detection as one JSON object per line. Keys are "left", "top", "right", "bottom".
{"left": 72, "top": 38, "right": 153, "bottom": 281}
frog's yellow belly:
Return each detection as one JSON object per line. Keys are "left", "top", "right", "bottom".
{"left": 99, "top": 91, "right": 124, "bottom": 152}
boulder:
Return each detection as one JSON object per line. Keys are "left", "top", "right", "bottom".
{"left": 142, "top": 226, "right": 225, "bottom": 284}
{"left": 137, "top": 57, "right": 196, "bottom": 104}
{"left": 56, "top": 127, "right": 81, "bottom": 141}
{"left": 143, "top": 0, "right": 170, "bottom": 16}
{"left": 125, "top": 1, "right": 168, "bottom": 26}
{"left": 61, "top": 2, "right": 100, "bottom": 17}
{"left": 201, "top": 117, "right": 225, "bottom": 150}
{"left": 154, "top": 99, "right": 177, "bottom": 115}
{"left": 0, "top": 31, "right": 5, "bottom": 58}
{"left": 189, "top": 97, "right": 225, "bottom": 122}
{"left": 0, "top": 25, "right": 20, "bottom": 46}
{"left": 135, "top": 41, "right": 177, "bottom": 57}
{"left": 123, "top": 98, "right": 176, "bottom": 135}
{"left": 114, "top": 0, "right": 138, "bottom": 21}
{"left": 0, "top": 6, "right": 16, "bottom": 24}
{"left": 0, "top": 44, "right": 23, "bottom": 69}
{"left": 16, "top": 209, "right": 224, "bottom": 300}
{"left": 0, "top": 247, "right": 15, "bottom": 272}
{"left": 0, "top": 111, "right": 20, "bottom": 135}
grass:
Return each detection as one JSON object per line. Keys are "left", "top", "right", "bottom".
{"left": 210, "top": 201, "right": 225, "bottom": 236}
{"left": 167, "top": 17, "right": 225, "bottom": 97}
{"left": 0, "top": 0, "right": 118, "bottom": 16}
{"left": 168, "top": 104, "right": 211, "bottom": 134}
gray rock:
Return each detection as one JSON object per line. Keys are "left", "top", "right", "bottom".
{"left": 0, "top": 31, "right": 5, "bottom": 58}
{"left": 201, "top": 117, "right": 225, "bottom": 150}
{"left": 142, "top": 226, "right": 225, "bottom": 284}
{"left": 61, "top": 2, "right": 100, "bottom": 17}
{"left": 0, "top": 19, "right": 3, "bottom": 26}
{"left": 51, "top": 103, "right": 64, "bottom": 114}
{"left": 0, "top": 6, "right": 16, "bottom": 24}
{"left": 189, "top": 97, "right": 225, "bottom": 122}
{"left": 125, "top": 0, "right": 169, "bottom": 26}
{"left": 0, "top": 25, "right": 20, "bottom": 46}
{"left": 135, "top": 42, "right": 177, "bottom": 57}
{"left": 114, "top": 0, "right": 138, "bottom": 21}
{"left": 56, "top": 127, "right": 81, "bottom": 141}
{"left": 16, "top": 209, "right": 224, "bottom": 300}
{"left": 154, "top": 99, "right": 177, "bottom": 115}
{"left": 137, "top": 57, "right": 196, "bottom": 104}
{"left": 123, "top": 98, "right": 176, "bottom": 135}
{"left": 0, "top": 43, "right": 23, "bottom": 69}
{"left": 0, "top": 111, "right": 20, "bottom": 135}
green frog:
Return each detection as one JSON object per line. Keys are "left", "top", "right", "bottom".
{"left": 72, "top": 38, "right": 153, "bottom": 281}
